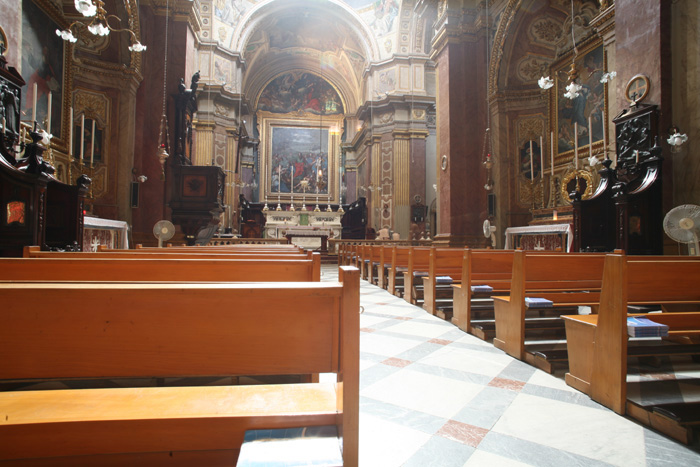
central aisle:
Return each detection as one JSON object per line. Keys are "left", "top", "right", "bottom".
{"left": 320, "top": 265, "right": 700, "bottom": 466}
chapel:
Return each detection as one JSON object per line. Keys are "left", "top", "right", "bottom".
{"left": 1, "top": 0, "right": 700, "bottom": 465}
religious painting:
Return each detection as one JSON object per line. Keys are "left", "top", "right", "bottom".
{"left": 258, "top": 72, "right": 344, "bottom": 115}
{"left": 21, "top": 0, "right": 64, "bottom": 139}
{"left": 259, "top": 111, "right": 343, "bottom": 203}
{"left": 552, "top": 41, "right": 606, "bottom": 158}
{"left": 270, "top": 126, "right": 329, "bottom": 195}
{"left": 520, "top": 140, "right": 542, "bottom": 181}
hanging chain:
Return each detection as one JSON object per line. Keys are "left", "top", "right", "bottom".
{"left": 157, "top": 0, "right": 170, "bottom": 149}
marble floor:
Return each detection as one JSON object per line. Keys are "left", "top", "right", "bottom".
{"left": 320, "top": 265, "right": 700, "bottom": 467}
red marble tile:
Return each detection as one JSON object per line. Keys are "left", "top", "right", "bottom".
{"left": 437, "top": 420, "right": 489, "bottom": 447}
{"left": 488, "top": 377, "right": 526, "bottom": 392}
{"left": 382, "top": 357, "right": 413, "bottom": 368}
{"left": 360, "top": 328, "right": 376, "bottom": 333}
{"left": 428, "top": 338, "right": 453, "bottom": 346}
{"left": 394, "top": 317, "right": 413, "bottom": 321}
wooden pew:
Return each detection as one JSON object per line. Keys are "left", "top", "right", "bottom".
{"left": 402, "top": 246, "right": 432, "bottom": 305}
{"left": 492, "top": 251, "right": 607, "bottom": 370}
{"left": 377, "top": 244, "right": 394, "bottom": 289}
{"left": 562, "top": 254, "right": 700, "bottom": 443}
{"left": 0, "top": 267, "right": 360, "bottom": 465}
{"left": 387, "top": 246, "right": 411, "bottom": 297}
{"left": 24, "top": 246, "right": 313, "bottom": 261}
{"left": 451, "top": 249, "right": 514, "bottom": 336}
{"left": 361, "top": 245, "right": 382, "bottom": 283}
{"left": 422, "top": 247, "right": 464, "bottom": 318}
{"left": 0, "top": 254, "right": 321, "bottom": 283}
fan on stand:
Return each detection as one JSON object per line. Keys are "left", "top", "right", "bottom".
{"left": 663, "top": 204, "right": 700, "bottom": 256}
{"left": 483, "top": 219, "right": 497, "bottom": 248}
{"left": 153, "top": 220, "right": 175, "bottom": 248}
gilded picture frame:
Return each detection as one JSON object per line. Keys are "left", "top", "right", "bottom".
{"left": 21, "top": 0, "right": 74, "bottom": 151}
{"left": 259, "top": 110, "right": 343, "bottom": 204}
{"left": 550, "top": 39, "right": 607, "bottom": 163}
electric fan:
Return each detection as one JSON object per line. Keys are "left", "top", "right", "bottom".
{"left": 663, "top": 204, "right": 700, "bottom": 256}
{"left": 483, "top": 219, "right": 497, "bottom": 248}
{"left": 153, "top": 220, "right": 175, "bottom": 248}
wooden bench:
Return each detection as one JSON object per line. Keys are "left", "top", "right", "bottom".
{"left": 376, "top": 244, "right": 394, "bottom": 289}
{"left": 422, "top": 247, "right": 465, "bottom": 318}
{"left": 0, "top": 254, "right": 321, "bottom": 283}
{"left": 387, "top": 246, "right": 411, "bottom": 297}
{"left": 402, "top": 246, "right": 432, "bottom": 305}
{"left": 0, "top": 267, "right": 360, "bottom": 465}
{"left": 562, "top": 254, "right": 700, "bottom": 443}
{"left": 25, "top": 245, "right": 314, "bottom": 261}
{"left": 492, "top": 251, "right": 607, "bottom": 371}
{"left": 451, "top": 249, "right": 514, "bottom": 337}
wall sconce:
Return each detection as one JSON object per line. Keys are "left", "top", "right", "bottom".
{"left": 667, "top": 126, "right": 688, "bottom": 153}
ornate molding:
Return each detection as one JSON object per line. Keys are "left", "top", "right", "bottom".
{"left": 73, "top": 90, "right": 109, "bottom": 124}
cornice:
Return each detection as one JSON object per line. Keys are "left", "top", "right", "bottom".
{"left": 144, "top": 0, "right": 202, "bottom": 33}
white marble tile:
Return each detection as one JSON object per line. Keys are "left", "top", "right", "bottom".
{"left": 492, "top": 393, "right": 646, "bottom": 466}
{"left": 360, "top": 413, "right": 431, "bottom": 467}
{"left": 360, "top": 332, "right": 423, "bottom": 357}
{"left": 384, "top": 319, "right": 454, "bottom": 339}
{"left": 419, "top": 345, "right": 513, "bottom": 378}
{"left": 360, "top": 313, "right": 394, "bottom": 327}
{"left": 464, "top": 449, "right": 535, "bottom": 467}
{"left": 526, "top": 370, "right": 577, "bottom": 393}
{"left": 362, "top": 368, "right": 483, "bottom": 419}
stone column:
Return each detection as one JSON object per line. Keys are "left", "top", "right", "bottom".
{"left": 430, "top": 15, "right": 489, "bottom": 247}
{"left": 193, "top": 121, "right": 215, "bottom": 166}
{"left": 224, "top": 127, "right": 239, "bottom": 231}
{"left": 393, "top": 130, "right": 410, "bottom": 236}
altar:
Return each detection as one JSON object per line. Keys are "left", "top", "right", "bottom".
{"left": 264, "top": 210, "right": 342, "bottom": 251}
{"left": 83, "top": 217, "right": 129, "bottom": 251}
{"left": 504, "top": 223, "right": 573, "bottom": 252}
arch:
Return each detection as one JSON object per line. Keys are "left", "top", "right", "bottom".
{"left": 232, "top": 0, "right": 381, "bottom": 64}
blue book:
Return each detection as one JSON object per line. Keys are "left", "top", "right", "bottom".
{"left": 525, "top": 297, "right": 553, "bottom": 308}
{"left": 471, "top": 285, "right": 493, "bottom": 293}
{"left": 436, "top": 276, "right": 453, "bottom": 284}
{"left": 627, "top": 317, "right": 669, "bottom": 338}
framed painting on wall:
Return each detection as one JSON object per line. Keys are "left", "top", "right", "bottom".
{"left": 21, "top": 0, "right": 67, "bottom": 140}
{"left": 550, "top": 39, "right": 607, "bottom": 162}
{"left": 259, "top": 110, "right": 343, "bottom": 203}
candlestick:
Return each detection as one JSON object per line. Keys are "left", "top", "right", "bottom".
{"left": 539, "top": 136, "right": 544, "bottom": 180}
{"left": 529, "top": 140, "right": 534, "bottom": 181}
{"left": 80, "top": 114, "right": 85, "bottom": 165}
{"left": 32, "top": 83, "right": 37, "bottom": 124}
{"left": 90, "top": 119, "right": 96, "bottom": 165}
{"left": 602, "top": 110, "right": 607, "bottom": 159}
{"left": 588, "top": 115, "right": 593, "bottom": 159}
{"left": 550, "top": 131, "right": 555, "bottom": 176}
{"left": 46, "top": 92, "right": 52, "bottom": 134}
{"left": 68, "top": 107, "right": 73, "bottom": 160}
{"left": 574, "top": 122, "right": 578, "bottom": 171}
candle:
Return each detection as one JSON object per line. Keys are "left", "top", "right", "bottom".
{"left": 278, "top": 165, "right": 281, "bottom": 192}
{"left": 550, "top": 131, "right": 555, "bottom": 176}
{"left": 1, "top": 117, "right": 5, "bottom": 133}
{"left": 635, "top": 150, "right": 639, "bottom": 163}
{"left": 90, "top": 119, "right": 95, "bottom": 165}
{"left": 46, "top": 91, "right": 52, "bottom": 134}
{"left": 574, "top": 122, "right": 578, "bottom": 170}
{"left": 602, "top": 110, "right": 607, "bottom": 159}
{"left": 291, "top": 166, "right": 294, "bottom": 194}
{"left": 539, "top": 135, "right": 544, "bottom": 179}
{"left": 80, "top": 114, "right": 85, "bottom": 165}
{"left": 529, "top": 140, "right": 534, "bottom": 181}
{"left": 68, "top": 107, "right": 73, "bottom": 160}
{"left": 588, "top": 115, "right": 593, "bottom": 159}
{"left": 32, "top": 83, "right": 37, "bottom": 124}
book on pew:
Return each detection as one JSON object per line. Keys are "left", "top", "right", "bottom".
{"left": 471, "top": 285, "right": 493, "bottom": 293}
{"left": 436, "top": 276, "right": 454, "bottom": 284}
{"left": 414, "top": 271, "right": 429, "bottom": 277}
{"left": 524, "top": 297, "right": 553, "bottom": 308}
{"left": 627, "top": 317, "right": 669, "bottom": 338}
{"left": 237, "top": 426, "right": 342, "bottom": 467}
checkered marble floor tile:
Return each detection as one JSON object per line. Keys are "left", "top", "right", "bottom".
{"left": 323, "top": 265, "right": 700, "bottom": 467}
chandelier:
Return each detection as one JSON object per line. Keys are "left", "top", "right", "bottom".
{"left": 56, "top": 0, "right": 146, "bottom": 52}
